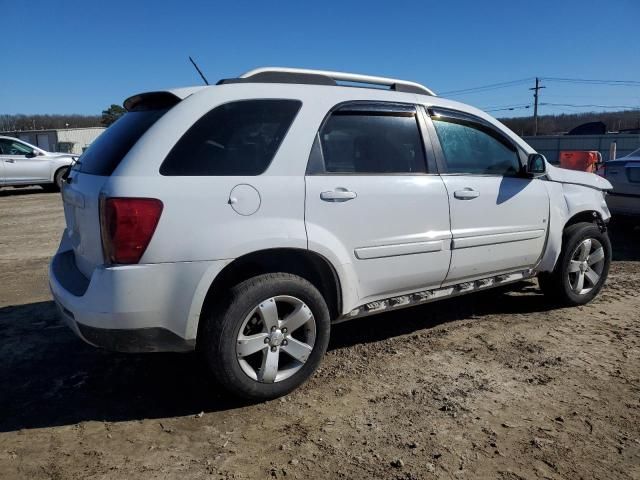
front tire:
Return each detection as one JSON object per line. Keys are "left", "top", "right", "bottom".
{"left": 43, "top": 167, "right": 68, "bottom": 192}
{"left": 538, "top": 221, "right": 611, "bottom": 306}
{"left": 201, "top": 273, "right": 330, "bottom": 400}
{"left": 56, "top": 168, "right": 68, "bottom": 188}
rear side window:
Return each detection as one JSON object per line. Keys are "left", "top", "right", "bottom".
{"left": 75, "top": 109, "right": 168, "bottom": 176}
{"left": 315, "top": 107, "right": 427, "bottom": 174}
{"left": 160, "top": 99, "right": 302, "bottom": 176}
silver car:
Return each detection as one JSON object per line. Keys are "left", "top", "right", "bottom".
{"left": 0, "top": 135, "right": 76, "bottom": 191}
{"left": 599, "top": 147, "right": 640, "bottom": 217}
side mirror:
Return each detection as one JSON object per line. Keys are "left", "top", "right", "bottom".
{"left": 25, "top": 151, "right": 37, "bottom": 158}
{"left": 526, "top": 153, "right": 546, "bottom": 176}
{"left": 595, "top": 151, "right": 603, "bottom": 165}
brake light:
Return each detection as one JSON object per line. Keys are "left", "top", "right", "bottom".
{"left": 100, "top": 197, "right": 163, "bottom": 264}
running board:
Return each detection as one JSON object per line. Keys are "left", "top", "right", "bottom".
{"left": 335, "top": 269, "right": 536, "bottom": 323}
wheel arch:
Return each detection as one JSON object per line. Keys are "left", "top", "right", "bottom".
{"left": 563, "top": 210, "right": 603, "bottom": 231}
{"left": 52, "top": 164, "right": 70, "bottom": 183}
{"left": 195, "top": 248, "right": 343, "bottom": 346}
{"left": 538, "top": 208, "right": 607, "bottom": 273}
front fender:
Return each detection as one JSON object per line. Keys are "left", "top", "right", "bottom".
{"left": 537, "top": 182, "right": 610, "bottom": 272}
{"left": 49, "top": 157, "right": 74, "bottom": 182}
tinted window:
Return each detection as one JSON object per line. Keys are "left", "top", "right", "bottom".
{"left": 160, "top": 100, "right": 301, "bottom": 176}
{"left": 318, "top": 113, "right": 426, "bottom": 173}
{"left": 75, "top": 109, "right": 168, "bottom": 175}
{"left": 432, "top": 118, "right": 521, "bottom": 175}
{"left": 0, "top": 139, "right": 33, "bottom": 155}
{"left": 628, "top": 166, "right": 640, "bottom": 183}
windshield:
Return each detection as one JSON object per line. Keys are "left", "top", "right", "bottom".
{"left": 74, "top": 109, "right": 168, "bottom": 176}
{"left": 626, "top": 147, "right": 640, "bottom": 158}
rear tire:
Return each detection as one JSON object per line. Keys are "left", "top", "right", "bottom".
{"left": 201, "top": 273, "right": 330, "bottom": 400}
{"left": 538, "top": 222, "right": 611, "bottom": 306}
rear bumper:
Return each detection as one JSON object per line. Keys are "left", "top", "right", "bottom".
{"left": 77, "top": 322, "right": 194, "bottom": 353}
{"left": 54, "top": 300, "right": 194, "bottom": 353}
{"left": 49, "top": 235, "right": 229, "bottom": 353}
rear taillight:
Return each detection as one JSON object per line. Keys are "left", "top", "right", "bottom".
{"left": 100, "top": 197, "right": 163, "bottom": 264}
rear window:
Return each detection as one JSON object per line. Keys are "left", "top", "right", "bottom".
{"left": 160, "top": 99, "right": 302, "bottom": 176}
{"left": 75, "top": 109, "right": 168, "bottom": 176}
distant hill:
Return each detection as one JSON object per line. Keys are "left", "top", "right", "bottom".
{"left": 0, "top": 114, "right": 101, "bottom": 132}
{"left": 500, "top": 110, "right": 640, "bottom": 136}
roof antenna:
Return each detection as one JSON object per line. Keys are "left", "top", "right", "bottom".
{"left": 189, "top": 56, "right": 209, "bottom": 85}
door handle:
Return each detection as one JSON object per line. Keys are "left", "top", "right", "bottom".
{"left": 454, "top": 188, "right": 480, "bottom": 200}
{"left": 5, "top": 159, "right": 16, "bottom": 163}
{"left": 320, "top": 188, "right": 357, "bottom": 202}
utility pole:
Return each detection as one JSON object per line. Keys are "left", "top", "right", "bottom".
{"left": 530, "top": 77, "right": 545, "bottom": 136}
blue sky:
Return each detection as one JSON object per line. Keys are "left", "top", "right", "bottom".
{"left": 2, "top": 0, "right": 639, "bottom": 117}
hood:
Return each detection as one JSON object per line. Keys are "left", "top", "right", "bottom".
{"left": 545, "top": 163, "right": 612, "bottom": 191}
{"left": 44, "top": 151, "right": 76, "bottom": 159}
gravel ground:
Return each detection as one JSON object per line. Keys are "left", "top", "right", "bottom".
{"left": 0, "top": 188, "right": 639, "bottom": 480}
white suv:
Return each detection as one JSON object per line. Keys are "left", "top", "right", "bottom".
{"left": 49, "top": 67, "right": 614, "bottom": 399}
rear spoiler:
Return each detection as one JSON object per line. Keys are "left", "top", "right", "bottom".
{"left": 123, "top": 86, "right": 206, "bottom": 112}
{"left": 123, "top": 91, "right": 184, "bottom": 112}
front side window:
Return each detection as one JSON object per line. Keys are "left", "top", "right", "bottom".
{"left": 0, "top": 139, "right": 33, "bottom": 156}
{"left": 160, "top": 99, "right": 302, "bottom": 176}
{"left": 316, "top": 107, "right": 427, "bottom": 174}
{"left": 432, "top": 116, "right": 521, "bottom": 176}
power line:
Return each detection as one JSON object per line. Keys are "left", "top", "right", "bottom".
{"left": 483, "top": 104, "right": 531, "bottom": 113}
{"left": 544, "top": 93, "right": 639, "bottom": 100}
{"left": 441, "top": 76, "right": 640, "bottom": 122}
{"left": 541, "top": 102, "right": 640, "bottom": 110}
{"left": 542, "top": 77, "right": 640, "bottom": 86}
{"left": 440, "top": 76, "right": 640, "bottom": 98}
{"left": 439, "top": 78, "right": 534, "bottom": 96}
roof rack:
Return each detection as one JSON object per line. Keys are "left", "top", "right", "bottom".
{"left": 216, "top": 67, "right": 436, "bottom": 96}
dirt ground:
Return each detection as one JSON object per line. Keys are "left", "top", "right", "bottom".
{"left": 0, "top": 187, "right": 639, "bottom": 480}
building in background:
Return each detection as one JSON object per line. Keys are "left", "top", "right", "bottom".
{"left": 523, "top": 133, "right": 640, "bottom": 163}
{"left": 0, "top": 127, "right": 105, "bottom": 154}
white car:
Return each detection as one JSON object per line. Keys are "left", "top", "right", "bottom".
{"left": 0, "top": 136, "right": 76, "bottom": 190}
{"left": 49, "top": 67, "right": 614, "bottom": 399}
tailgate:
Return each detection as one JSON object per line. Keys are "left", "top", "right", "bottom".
{"left": 62, "top": 173, "right": 108, "bottom": 278}
{"left": 60, "top": 95, "right": 180, "bottom": 278}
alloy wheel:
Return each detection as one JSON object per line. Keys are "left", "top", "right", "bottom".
{"left": 567, "top": 238, "right": 606, "bottom": 295}
{"left": 236, "top": 295, "right": 316, "bottom": 383}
